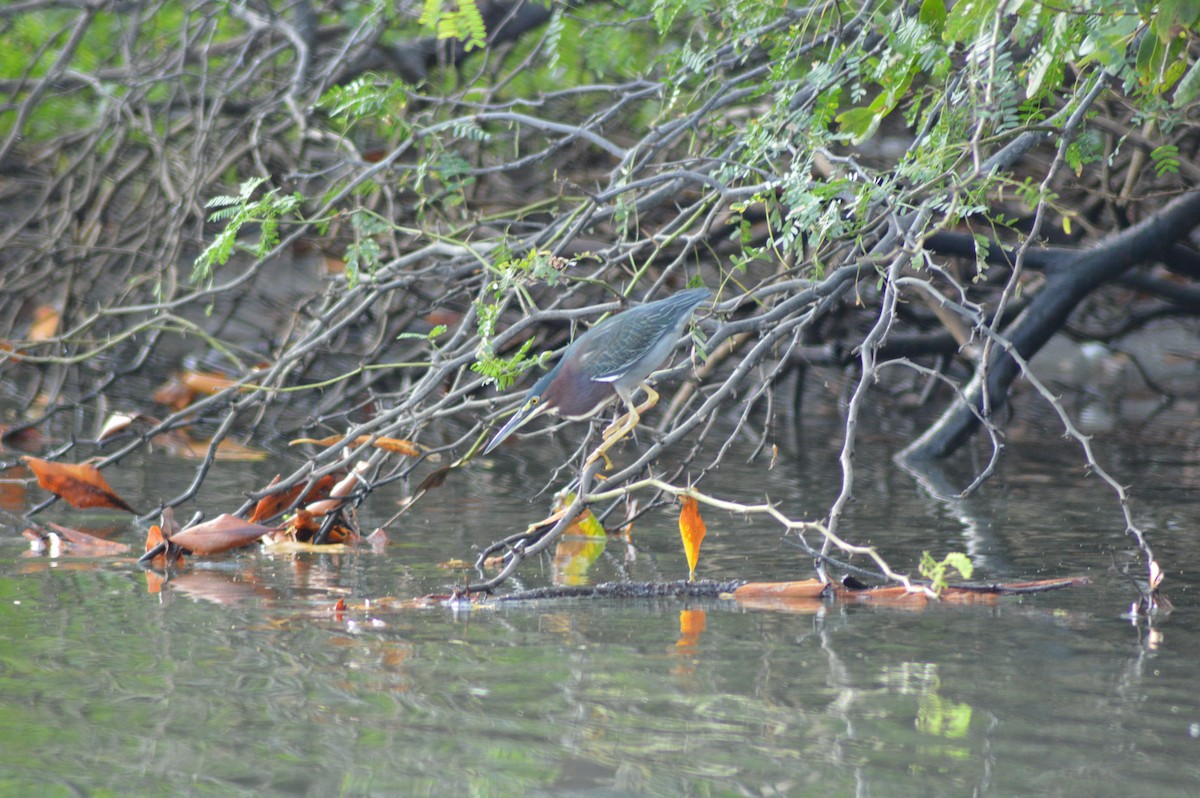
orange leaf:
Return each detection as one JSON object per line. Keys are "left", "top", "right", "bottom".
{"left": 22, "top": 456, "right": 137, "bottom": 513}
{"left": 288, "top": 434, "right": 425, "bottom": 457}
{"left": 268, "top": 508, "right": 319, "bottom": 543}
{"left": 151, "top": 431, "right": 267, "bottom": 461}
{"left": 145, "top": 523, "right": 164, "bottom": 551}
{"left": 678, "top": 496, "right": 707, "bottom": 582}
{"left": 733, "top": 580, "right": 831, "bottom": 600}
{"left": 28, "top": 305, "right": 60, "bottom": 341}
{"left": 248, "top": 474, "right": 336, "bottom": 524}
{"left": 180, "top": 370, "right": 238, "bottom": 395}
{"left": 152, "top": 375, "right": 197, "bottom": 410}
{"left": 0, "top": 465, "right": 28, "bottom": 511}
{"left": 143, "top": 523, "right": 184, "bottom": 568}
{"left": 168, "top": 513, "right": 273, "bottom": 555}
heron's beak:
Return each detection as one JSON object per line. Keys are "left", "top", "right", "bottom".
{"left": 483, "top": 397, "right": 548, "bottom": 454}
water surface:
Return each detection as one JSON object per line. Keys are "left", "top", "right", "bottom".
{"left": 2, "top": 411, "right": 1198, "bottom": 797}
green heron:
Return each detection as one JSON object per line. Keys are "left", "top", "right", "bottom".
{"left": 483, "top": 287, "right": 710, "bottom": 456}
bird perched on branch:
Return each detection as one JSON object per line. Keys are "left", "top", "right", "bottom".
{"left": 483, "top": 287, "right": 710, "bottom": 457}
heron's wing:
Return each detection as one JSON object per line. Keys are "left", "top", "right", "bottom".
{"left": 575, "top": 290, "right": 708, "bottom": 383}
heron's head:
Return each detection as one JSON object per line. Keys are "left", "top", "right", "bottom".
{"left": 482, "top": 369, "right": 560, "bottom": 454}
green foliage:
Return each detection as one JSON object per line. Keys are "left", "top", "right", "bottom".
{"left": 317, "top": 75, "right": 412, "bottom": 137}
{"left": 1150, "top": 144, "right": 1181, "bottom": 178}
{"left": 344, "top": 210, "right": 395, "bottom": 288}
{"left": 919, "top": 551, "right": 974, "bottom": 596}
{"left": 192, "top": 178, "right": 303, "bottom": 285}
{"left": 1065, "top": 130, "right": 1104, "bottom": 176}
{"left": 471, "top": 335, "right": 538, "bottom": 391}
{"left": 396, "top": 324, "right": 448, "bottom": 347}
{"left": 470, "top": 248, "right": 577, "bottom": 388}
{"left": 0, "top": 5, "right": 249, "bottom": 143}
{"left": 419, "top": 0, "right": 488, "bottom": 52}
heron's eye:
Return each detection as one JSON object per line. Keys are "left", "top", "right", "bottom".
{"left": 529, "top": 396, "right": 540, "bottom": 407}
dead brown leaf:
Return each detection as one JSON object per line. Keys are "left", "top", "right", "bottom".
{"left": 22, "top": 456, "right": 138, "bottom": 513}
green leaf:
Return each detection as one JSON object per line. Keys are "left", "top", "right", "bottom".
{"left": 942, "top": 552, "right": 973, "bottom": 580}
{"left": 919, "top": 0, "right": 947, "bottom": 32}
{"left": 1173, "top": 58, "right": 1200, "bottom": 106}
{"left": 943, "top": 0, "right": 998, "bottom": 43}
{"left": 835, "top": 107, "right": 880, "bottom": 143}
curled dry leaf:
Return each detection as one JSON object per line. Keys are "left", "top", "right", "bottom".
{"left": 1149, "top": 560, "right": 1163, "bottom": 592}
{"left": 269, "top": 508, "right": 320, "bottom": 543}
{"left": 169, "top": 513, "right": 274, "bottom": 555}
{"left": 288, "top": 434, "right": 427, "bottom": 458}
{"left": 96, "top": 412, "right": 144, "bottom": 443}
{"left": 248, "top": 474, "right": 336, "bottom": 524}
{"left": 678, "top": 496, "right": 707, "bottom": 583}
{"left": 297, "top": 462, "right": 371, "bottom": 519}
{"left": 22, "top": 456, "right": 138, "bottom": 513}
{"left": 143, "top": 524, "right": 185, "bottom": 567}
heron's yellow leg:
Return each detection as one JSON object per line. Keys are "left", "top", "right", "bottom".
{"left": 602, "top": 384, "right": 659, "bottom": 439}
{"left": 589, "top": 384, "right": 660, "bottom": 469}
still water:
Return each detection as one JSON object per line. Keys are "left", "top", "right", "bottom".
{"left": 1, "top": 410, "right": 1198, "bottom": 797}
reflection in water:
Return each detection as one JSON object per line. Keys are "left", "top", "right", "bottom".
{"left": 0, "top": 422, "right": 1198, "bottom": 795}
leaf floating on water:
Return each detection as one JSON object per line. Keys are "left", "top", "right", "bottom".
{"left": 732, "top": 576, "right": 1088, "bottom": 612}
{"left": 733, "top": 580, "right": 830, "bottom": 600}
{"left": 169, "top": 513, "right": 274, "bottom": 555}
{"left": 22, "top": 456, "right": 138, "bottom": 514}
{"left": 47, "top": 522, "right": 130, "bottom": 555}
{"left": 678, "top": 496, "right": 707, "bottom": 582}
{"left": 22, "top": 522, "right": 130, "bottom": 557}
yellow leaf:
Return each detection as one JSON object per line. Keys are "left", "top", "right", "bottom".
{"left": 679, "top": 496, "right": 707, "bottom": 582}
